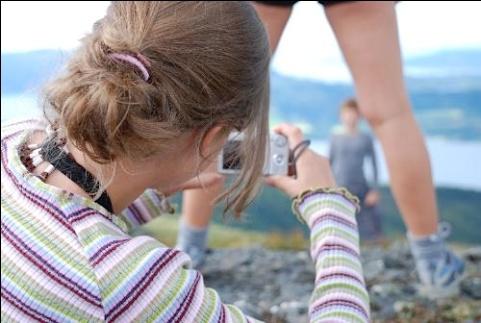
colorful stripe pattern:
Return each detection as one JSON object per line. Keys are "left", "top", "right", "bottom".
{"left": 1, "top": 120, "right": 369, "bottom": 322}
{"left": 299, "top": 193, "right": 370, "bottom": 322}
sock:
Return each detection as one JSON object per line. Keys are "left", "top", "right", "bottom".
{"left": 408, "top": 233, "right": 445, "bottom": 262}
{"left": 176, "top": 220, "right": 209, "bottom": 255}
{"left": 407, "top": 222, "right": 450, "bottom": 261}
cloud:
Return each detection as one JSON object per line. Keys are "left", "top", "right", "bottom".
{"left": 1, "top": 1, "right": 109, "bottom": 53}
{"left": 2, "top": 1, "right": 480, "bottom": 81}
{"left": 271, "top": 1, "right": 481, "bottom": 81}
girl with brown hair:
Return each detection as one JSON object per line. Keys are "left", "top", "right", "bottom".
{"left": 1, "top": 2, "right": 368, "bottom": 321}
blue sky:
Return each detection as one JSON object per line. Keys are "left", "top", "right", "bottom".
{"left": 2, "top": 1, "right": 481, "bottom": 81}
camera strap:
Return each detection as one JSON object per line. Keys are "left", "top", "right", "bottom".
{"left": 288, "top": 139, "right": 311, "bottom": 177}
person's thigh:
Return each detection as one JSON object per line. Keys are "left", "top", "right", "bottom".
{"left": 252, "top": 1, "right": 294, "bottom": 51}
{"left": 325, "top": 1, "right": 408, "bottom": 124}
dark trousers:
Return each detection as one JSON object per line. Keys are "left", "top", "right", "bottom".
{"left": 349, "top": 185, "right": 383, "bottom": 241}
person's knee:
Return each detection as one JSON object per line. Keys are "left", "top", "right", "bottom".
{"left": 359, "top": 100, "right": 411, "bottom": 130}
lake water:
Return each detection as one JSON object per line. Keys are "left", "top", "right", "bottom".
{"left": 2, "top": 94, "right": 481, "bottom": 191}
{"left": 311, "top": 140, "right": 481, "bottom": 191}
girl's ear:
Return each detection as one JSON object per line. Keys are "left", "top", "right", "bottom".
{"left": 200, "top": 125, "right": 229, "bottom": 159}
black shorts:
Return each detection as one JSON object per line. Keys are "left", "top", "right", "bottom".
{"left": 255, "top": 1, "right": 353, "bottom": 7}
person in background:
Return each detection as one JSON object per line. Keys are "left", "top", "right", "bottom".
{"left": 329, "top": 98, "right": 383, "bottom": 242}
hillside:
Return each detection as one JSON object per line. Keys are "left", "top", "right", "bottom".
{"left": 200, "top": 245, "right": 481, "bottom": 322}
{"left": 133, "top": 218, "right": 481, "bottom": 322}
{"left": 133, "top": 199, "right": 481, "bottom": 321}
{"left": 269, "top": 71, "right": 481, "bottom": 141}
{"left": 167, "top": 186, "right": 481, "bottom": 245}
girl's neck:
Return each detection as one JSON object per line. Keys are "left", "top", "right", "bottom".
{"left": 65, "top": 139, "right": 195, "bottom": 214}
{"left": 64, "top": 142, "right": 150, "bottom": 214}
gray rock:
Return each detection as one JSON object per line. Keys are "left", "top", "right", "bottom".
{"left": 461, "top": 276, "right": 481, "bottom": 299}
{"left": 463, "top": 247, "right": 481, "bottom": 263}
{"left": 200, "top": 243, "right": 480, "bottom": 322}
{"left": 393, "top": 300, "right": 415, "bottom": 313}
{"left": 234, "top": 299, "right": 261, "bottom": 318}
{"left": 384, "top": 253, "right": 412, "bottom": 269}
{"left": 363, "top": 259, "right": 385, "bottom": 282}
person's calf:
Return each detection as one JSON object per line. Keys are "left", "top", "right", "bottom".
{"left": 360, "top": 107, "right": 465, "bottom": 297}
{"left": 364, "top": 108, "right": 438, "bottom": 236}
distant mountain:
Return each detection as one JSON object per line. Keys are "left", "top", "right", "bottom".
{"left": 1, "top": 50, "right": 70, "bottom": 94}
{"left": 270, "top": 71, "right": 481, "bottom": 140}
{"left": 3, "top": 48, "right": 479, "bottom": 93}
{"left": 2, "top": 49, "right": 481, "bottom": 140}
{"left": 405, "top": 48, "right": 481, "bottom": 77}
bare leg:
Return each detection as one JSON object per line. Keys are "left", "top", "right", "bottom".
{"left": 254, "top": 1, "right": 463, "bottom": 295}
{"left": 178, "top": 161, "right": 224, "bottom": 268}
{"left": 181, "top": 157, "right": 224, "bottom": 229}
{"left": 325, "top": 1, "right": 437, "bottom": 236}
{"left": 252, "top": 2, "right": 292, "bottom": 52}
{"left": 182, "top": 173, "right": 224, "bottom": 229}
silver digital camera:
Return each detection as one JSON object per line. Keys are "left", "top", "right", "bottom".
{"left": 217, "top": 132, "right": 290, "bottom": 176}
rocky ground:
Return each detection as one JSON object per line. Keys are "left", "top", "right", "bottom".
{"left": 201, "top": 242, "right": 481, "bottom": 322}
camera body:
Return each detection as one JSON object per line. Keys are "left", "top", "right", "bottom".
{"left": 217, "top": 132, "right": 289, "bottom": 176}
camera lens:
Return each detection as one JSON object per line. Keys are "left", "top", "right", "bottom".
{"left": 274, "top": 135, "right": 287, "bottom": 147}
{"left": 274, "top": 154, "right": 284, "bottom": 165}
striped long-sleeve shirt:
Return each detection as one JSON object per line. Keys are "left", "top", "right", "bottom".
{"left": 1, "top": 119, "right": 369, "bottom": 322}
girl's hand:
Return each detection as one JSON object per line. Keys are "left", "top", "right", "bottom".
{"left": 265, "top": 124, "right": 336, "bottom": 198}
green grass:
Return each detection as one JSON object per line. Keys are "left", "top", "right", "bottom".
{"left": 132, "top": 186, "right": 481, "bottom": 249}
{"left": 131, "top": 214, "right": 308, "bottom": 250}
{"left": 131, "top": 213, "right": 473, "bottom": 252}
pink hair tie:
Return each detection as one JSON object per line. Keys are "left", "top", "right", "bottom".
{"left": 108, "top": 52, "right": 151, "bottom": 82}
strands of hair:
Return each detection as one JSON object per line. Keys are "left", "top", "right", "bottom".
{"left": 42, "top": 1, "right": 271, "bottom": 216}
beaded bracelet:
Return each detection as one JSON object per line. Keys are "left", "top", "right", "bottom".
{"left": 291, "top": 187, "right": 361, "bottom": 225}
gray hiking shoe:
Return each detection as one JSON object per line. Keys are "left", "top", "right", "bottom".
{"left": 176, "top": 220, "right": 208, "bottom": 270}
{"left": 408, "top": 222, "right": 465, "bottom": 299}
